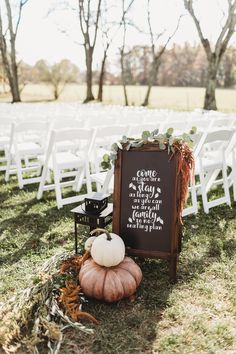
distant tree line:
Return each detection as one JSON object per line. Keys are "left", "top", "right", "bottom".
{"left": 1, "top": 0, "right": 236, "bottom": 110}
{"left": 1, "top": 42, "right": 236, "bottom": 97}
{"left": 121, "top": 43, "right": 236, "bottom": 89}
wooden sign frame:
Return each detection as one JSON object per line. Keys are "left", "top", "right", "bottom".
{"left": 112, "top": 143, "right": 182, "bottom": 282}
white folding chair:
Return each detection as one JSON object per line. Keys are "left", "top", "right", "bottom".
{"left": 160, "top": 120, "right": 191, "bottom": 135}
{"left": 37, "top": 128, "right": 96, "bottom": 209}
{"left": 225, "top": 130, "right": 236, "bottom": 202}
{"left": 5, "top": 121, "right": 49, "bottom": 188}
{"left": 195, "top": 130, "right": 235, "bottom": 213}
{"left": 0, "top": 118, "right": 12, "bottom": 172}
{"left": 90, "top": 125, "right": 128, "bottom": 192}
{"left": 182, "top": 132, "right": 207, "bottom": 217}
{"left": 127, "top": 123, "right": 163, "bottom": 139}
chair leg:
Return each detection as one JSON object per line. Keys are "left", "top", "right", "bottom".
{"left": 101, "top": 168, "right": 114, "bottom": 194}
{"left": 37, "top": 165, "right": 49, "bottom": 200}
{"left": 199, "top": 169, "right": 209, "bottom": 214}
{"left": 5, "top": 150, "right": 12, "bottom": 182}
{"left": 85, "top": 161, "right": 92, "bottom": 194}
{"left": 53, "top": 166, "right": 63, "bottom": 209}
{"left": 15, "top": 155, "right": 24, "bottom": 189}
{"left": 222, "top": 163, "right": 231, "bottom": 207}
{"left": 73, "top": 168, "right": 85, "bottom": 192}
{"left": 232, "top": 155, "right": 236, "bottom": 202}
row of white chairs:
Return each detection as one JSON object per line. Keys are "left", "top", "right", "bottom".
{"left": 95, "top": 129, "right": 236, "bottom": 215}
{"left": 0, "top": 117, "right": 236, "bottom": 215}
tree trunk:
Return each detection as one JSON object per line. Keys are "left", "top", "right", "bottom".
{"left": 142, "top": 84, "right": 152, "bottom": 107}
{"left": 11, "top": 62, "right": 21, "bottom": 102}
{"left": 142, "top": 59, "right": 159, "bottom": 106}
{"left": 97, "top": 52, "right": 107, "bottom": 102}
{"left": 120, "top": 50, "right": 129, "bottom": 106}
{"left": 53, "top": 86, "right": 59, "bottom": 100}
{"left": 204, "top": 57, "right": 218, "bottom": 110}
{"left": 84, "top": 47, "right": 94, "bottom": 103}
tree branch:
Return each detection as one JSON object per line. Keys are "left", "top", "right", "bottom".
{"left": 15, "top": 0, "right": 29, "bottom": 35}
{"left": 215, "top": 0, "right": 236, "bottom": 56}
{"left": 92, "top": 0, "right": 102, "bottom": 48}
{"left": 78, "top": 0, "right": 86, "bottom": 38}
{"left": 155, "top": 15, "right": 183, "bottom": 60}
{"left": 184, "top": 0, "right": 212, "bottom": 59}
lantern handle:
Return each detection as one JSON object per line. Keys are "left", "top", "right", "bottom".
{"left": 90, "top": 228, "right": 112, "bottom": 241}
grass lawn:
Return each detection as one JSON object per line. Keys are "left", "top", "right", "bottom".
{"left": 1, "top": 83, "right": 236, "bottom": 112}
{"left": 0, "top": 171, "right": 236, "bottom": 353}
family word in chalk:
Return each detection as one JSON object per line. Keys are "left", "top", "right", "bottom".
{"left": 126, "top": 169, "right": 164, "bottom": 233}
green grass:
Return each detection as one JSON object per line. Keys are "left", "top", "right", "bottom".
{"left": 1, "top": 83, "right": 236, "bottom": 112}
{"left": 0, "top": 173, "right": 236, "bottom": 353}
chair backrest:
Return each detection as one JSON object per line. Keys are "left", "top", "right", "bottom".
{"left": 9, "top": 121, "right": 49, "bottom": 150}
{"left": 94, "top": 125, "right": 128, "bottom": 145}
{"left": 0, "top": 118, "right": 13, "bottom": 138}
{"left": 52, "top": 118, "right": 85, "bottom": 130}
{"left": 204, "top": 129, "right": 234, "bottom": 144}
{"left": 46, "top": 128, "right": 96, "bottom": 163}
{"left": 161, "top": 120, "right": 191, "bottom": 135}
{"left": 190, "top": 119, "right": 213, "bottom": 132}
{"left": 128, "top": 123, "right": 162, "bottom": 138}
{"left": 191, "top": 132, "right": 207, "bottom": 158}
{"left": 211, "top": 117, "right": 235, "bottom": 130}
{"left": 14, "top": 121, "right": 49, "bottom": 133}
{"left": 199, "top": 129, "right": 235, "bottom": 159}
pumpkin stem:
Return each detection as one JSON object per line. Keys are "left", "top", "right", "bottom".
{"left": 90, "top": 228, "right": 112, "bottom": 241}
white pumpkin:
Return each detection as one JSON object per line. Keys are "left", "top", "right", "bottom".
{"left": 90, "top": 228, "right": 125, "bottom": 267}
{"left": 84, "top": 236, "right": 97, "bottom": 251}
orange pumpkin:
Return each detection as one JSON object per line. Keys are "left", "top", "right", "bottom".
{"left": 79, "top": 257, "right": 142, "bottom": 302}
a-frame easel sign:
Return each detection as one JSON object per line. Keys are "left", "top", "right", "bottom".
{"left": 112, "top": 141, "right": 193, "bottom": 282}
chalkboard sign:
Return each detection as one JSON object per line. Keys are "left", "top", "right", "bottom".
{"left": 112, "top": 144, "right": 182, "bottom": 281}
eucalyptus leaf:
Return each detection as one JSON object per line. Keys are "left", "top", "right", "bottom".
{"left": 111, "top": 143, "right": 118, "bottom": 152}
{"left": 117, "top": 141, "right": 123, "bottom": 150}
{"left": 131, "top": 140, "right": 144, "bottom": 148}
{"left": 103, "top": 154, "right": 110, "bottom": 163}
{"left": 150, "top": 128, "right": 159, "bottom": 137}
{"left": 142, "top": 131, "right": 151, "bottom": 140}
{"left": 169, "top": 136, "right": 174, "bottom": 145}
{"left": 159, "top": 143, "right": 166, "bottom": 150}
{"left": 126, "top": 143, "right": 131, "bottom": 151}
{"left": 183, "top": 133, "right": 191, "bottom": 142}
{"left": 121, "top": 135, "right": 128, "bottom": 143}
{"left": 188, "top": 141, "right": 194, "bottom": 149}
{"left": 189, "top": 126, "right": 197, "bottom": 134}
{"left": 167, "top": 128, "right": 174, "bottom": 135}
{"left": 101, "top": 161, "right": 111, "bottom": 170}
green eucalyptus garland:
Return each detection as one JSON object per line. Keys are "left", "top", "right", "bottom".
{"left": 101, "top": 126, "right": 197, "bottom": 170}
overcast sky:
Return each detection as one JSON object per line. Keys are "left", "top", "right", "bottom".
{"left": 14, "top": 0, "right": 236, "bottom": 69}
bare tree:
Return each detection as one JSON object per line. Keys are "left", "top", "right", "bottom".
{"left": 0, "top": 0, "right": 29, "bottom": 103}
{"left": 142, "top": 0, "right": 181, "bottom": 107}
{"left": 120, "top": 0, "right": 135, "bottom": 106}
{"left": 78, "top": 0, "right": 102, "bottom": 103}
{"left": 97, "top": 0, "right": 134, "bottom": 102}
{"left": 97, "top": 0, "right": 111, "bottom": 102}
{"left": 34, "top": 59, "right": 79, "bottom": 100}
{"left": 184, "top": 0, "right": 236, "bottom": 110}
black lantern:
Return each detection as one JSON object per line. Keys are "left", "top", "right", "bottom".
{"left": 71, "top": 196, "right": 113, "bottom": 254}
{"left": 84, "top": 192, "right": 110, "bottom": 214}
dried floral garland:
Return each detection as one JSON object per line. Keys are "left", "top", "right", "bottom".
{"left": 102, "top": 127, "right": 196, "bottom": 223}
{"left": 0, "top": 252, "right": 96, "bottom": 354}
{"left": 59, "top": 251, "right": 98, "bottom": 324}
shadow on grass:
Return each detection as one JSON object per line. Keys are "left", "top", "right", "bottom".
{"left": 0, "top": 183, "right": 76, "bottom": 265}
{"left": 60, "top": 259, "right": 175, "bottom": 354}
